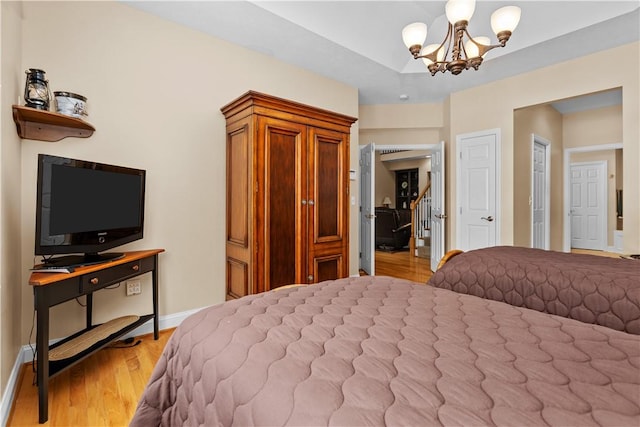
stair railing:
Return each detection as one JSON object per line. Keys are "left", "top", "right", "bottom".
{"left": 409, "top": 183, "right": 432, "bottom": 256}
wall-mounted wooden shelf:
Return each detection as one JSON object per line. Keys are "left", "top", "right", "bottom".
{"left": 12, "top": 104, "right": 95, "bottom": 142}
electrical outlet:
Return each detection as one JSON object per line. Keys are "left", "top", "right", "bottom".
{"left": 126, "top": 280, "right": 141, "bottom": 296}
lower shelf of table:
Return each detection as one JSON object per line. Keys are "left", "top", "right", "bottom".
{"left": 47, "top": 313, "right": 154, "bottom": 377}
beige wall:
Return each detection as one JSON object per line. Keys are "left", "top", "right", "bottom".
{"left": 18, "top": 1, "right": 358, "bottom": 343}
{"left": 447, "top": 42, "right": 639, "bottom": 254}
{"left": 563, "top": 105, "right": 623, "bottom": 148}
{"left": 374, "top": 152, "right": 395, "bottom": 207}
{"left": 360, "top": 128, "right": 441, "bottom": 147}
{"left": 513, "top": 104, "right": 563, "bottom": 250}
{"left": 359, "top": 103, "right": 443, "bottom": 129}
{"left": 1, "top": 0, "right": 24, "bottom": 403}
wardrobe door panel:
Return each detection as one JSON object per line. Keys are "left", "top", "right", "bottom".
{"left": 226, "top": 257, "right": 248, "bottom": 300}
{"left": 260, "top": 118, "right": 307, "bottom": 290}
{"left": 314, "top": 254, "right": 343, "bottom": 283}
{"left": 225, "top": 117, "right": 252, "bottom": 299}
{"left": 227, "top": 123, "right": 250, "bottom": 247}
{"left": 307, "top": 127, "right": 349, "bottom": 282}
{"left": 309, "top": 128, "right": 346, "bottom": 242}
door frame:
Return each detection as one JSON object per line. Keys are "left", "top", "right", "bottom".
{"left": 563, "top": 142, "right": 622, "bottom": 252}
{"left": 359, "top": 143, "right": 435, "bottom": 274}
{"left": 455, "top": 128, "right": 501, "bottom": 250}
{"left": 531, "top": 134, "right": 551, "bottom": 250}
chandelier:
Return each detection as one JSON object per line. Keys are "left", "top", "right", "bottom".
{"left": 402, "top": 0, "right": 521, "bottom": 75}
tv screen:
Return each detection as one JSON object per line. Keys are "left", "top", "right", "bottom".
{"left": 35, "top": 154, "right": 146, "bottom": 267}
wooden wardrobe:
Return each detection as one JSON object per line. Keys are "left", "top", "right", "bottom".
{"left": 221, "top": 91, "right": 357, "bottom": 299}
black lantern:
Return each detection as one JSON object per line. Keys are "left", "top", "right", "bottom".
{"left": 24, "top": 68, "right": 50, "bottom": 110}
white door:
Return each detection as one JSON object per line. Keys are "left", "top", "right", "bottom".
{"left": 359, "top": 143, "right": 375, "bottom": 275}
{"left": 570, "top": 161, "right": 606, "bottom": 250}
{"left": 532, "top": 138, "right": 550, "bottom": 249}
{"left": 430, "top": 141, "right": 445, "bottom": 272}
{"left": 457, "top": 130, "right": 499, "bottom": 251}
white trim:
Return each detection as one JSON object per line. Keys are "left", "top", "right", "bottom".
{"left": 456, "top": 128, "right": 502, "bottom": 249}
{"left": 563, "top": 142, "right": 622, "bottom": 252}
{"left": 0, "top": 306, "right": 206, "bottom": 425}
{"left": 0, "top": 348, "right": 27, "bottom": 427}
{"left": 531, "top": 134, "right": 551, "bottom": 250}
{"left": 375, "top": 144, "right": 439, "bottom": 151}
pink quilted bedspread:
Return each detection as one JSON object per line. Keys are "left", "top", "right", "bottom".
{"left": 428, "top": 246, "right": 640, "bottom": 334}
{"left": 131, "top": 276, "right": 640, "bottom": 426}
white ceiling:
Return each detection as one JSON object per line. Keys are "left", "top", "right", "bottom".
{"left": 124, "top": 1, "right": 639, "bottom": 108}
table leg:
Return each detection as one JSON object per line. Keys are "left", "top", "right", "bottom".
{"left": 152, "top": 255, "right": 159, "bottom": 340}
{"left": 35, "top": 288, "right": 49, "bottom": 423}
{"left": 86, "top": 293, "right": 93, "bottom": 329}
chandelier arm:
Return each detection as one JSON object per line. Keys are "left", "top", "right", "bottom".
{"left": 414, "top": 23, "right": 452, "bottom": 66}
{"left": 462, "top": 29, "right": 503, "bottom": 57}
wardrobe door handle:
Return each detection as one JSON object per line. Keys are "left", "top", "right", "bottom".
{"left": 481, "top": 216, "right": 494, "bottom": 222}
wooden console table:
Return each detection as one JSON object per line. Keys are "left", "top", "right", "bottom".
{"left": 29, "top": 249, "right": 164, "bottom": 423}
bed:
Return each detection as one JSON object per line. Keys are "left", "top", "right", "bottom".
{"left": 131, "top": 249, "right": 640, "bottom": 426}
{"left": 429, "top": 246, "right": 640, "bottom": 334}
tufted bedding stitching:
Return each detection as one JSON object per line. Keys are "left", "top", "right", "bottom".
{"left": 131, "top": 276, "right": 640, "bottom": 426}
{"left": 428, "top": 246, "right": 640, "bottom": 334}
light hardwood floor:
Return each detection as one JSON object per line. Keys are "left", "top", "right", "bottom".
{"left": 8, "top": 329, "right": 174, "bottom": 427}
{"left": 571, "top": 248, "right": 623, "bottom": 258}
{"left": 367, "top": 250, "right": 433, "bottom": 283}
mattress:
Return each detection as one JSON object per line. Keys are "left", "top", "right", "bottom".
{"left": 131, "top": 276, "right": 640, "bottom": 426}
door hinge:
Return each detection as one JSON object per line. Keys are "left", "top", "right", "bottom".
{"left": 460, "top": 207, "right": 463, "bottom": 215}
{"left": 359, "top": 252, "right": 362, "bottom": 258}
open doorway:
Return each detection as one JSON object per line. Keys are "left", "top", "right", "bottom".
{"left": 359, "top": 143, "right": 443, "bottom": 280}
{"left": 513, "top": 88, "right": 623, "bottom": 254}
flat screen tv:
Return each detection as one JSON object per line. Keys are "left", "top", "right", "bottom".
{"left": 35, "top": 154, "right": 146, "bottom": 267}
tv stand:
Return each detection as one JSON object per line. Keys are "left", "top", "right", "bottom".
{"left": 42, "top": 252, "right": 125, "bottom": 268}
{"left": 29, "top": 249, "right": 164, "bottom": 423}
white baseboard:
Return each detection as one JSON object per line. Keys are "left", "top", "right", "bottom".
{"left": 0, "top": 346, "right": 28, "bottom": 427}
{"left": 0, "top": 306, "right": 206, "bottom": 425}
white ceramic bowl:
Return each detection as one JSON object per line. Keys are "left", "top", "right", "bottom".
{"left": 54, "top": 91, "right": 87, "bottom": 118}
